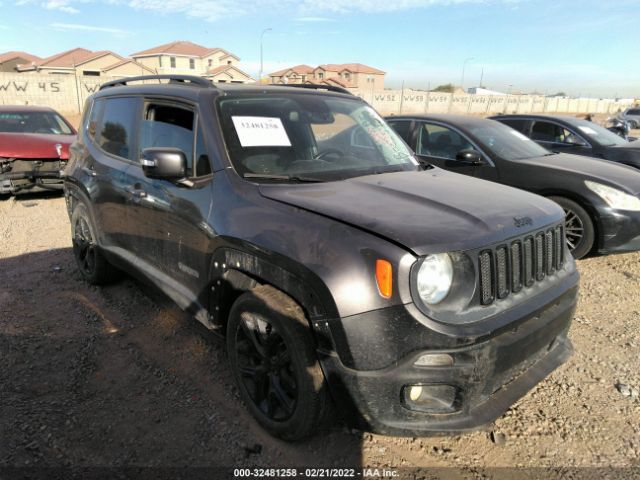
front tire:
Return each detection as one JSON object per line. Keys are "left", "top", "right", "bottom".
{"left": 226, "top": 285, "right": 330, "bottom": 441}
{"left": 548, "top": 196, "right": 595, "bottom": 259}
{"left": 71, "top": 202, "right": 119, "bottom": 285}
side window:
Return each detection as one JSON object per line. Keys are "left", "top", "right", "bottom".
{"left": 140, "top": 103, "right": 195, "bottom": 174}
{"left": 531, "top": 121, "right": 582, "bottom": 144}
{"left": 387, "top": 120, "right": 413, "bottom": 147}
{"left": 86, "top": 98, "right": 105, "bottom": 140}
{"left": 417, "top": 122, "right": 472, "bottom": 159}
{"left": 627, "top": 109, "right": 640, "bottom": 116}
{"left": 97, "top": 97, "right": 139, "bottom": 160}
{"left": 194, "top": 123, "right": 211, "bottom": 177}
{"left": 499, "top": 119, "right": 528, "bottom": 133}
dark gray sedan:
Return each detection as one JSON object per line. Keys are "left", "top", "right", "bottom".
{"left": 386, "top": 114, "right": 640, "bottom": 259}
{"left": 491, "top": 114, "right": 640, "bottom": 169}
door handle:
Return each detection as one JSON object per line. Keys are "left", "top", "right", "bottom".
{"left": 81, "top": 165, "right": 97, "bottom": 177}
{"left": 127, "top": 184, "right": 147, "bottom": 199}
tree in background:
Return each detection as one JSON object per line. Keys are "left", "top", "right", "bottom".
{"left": 431, "top": 83, "right": 456, "bottom": 93}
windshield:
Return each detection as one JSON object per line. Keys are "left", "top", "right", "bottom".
{"left": 0, "top": 111, "right": 74, "bottom": 135}
{"left": 469, "top": 120, "right": 552, "bottom": 160}
{"left": 568, "top": 118, "right": 628, "bottom": 146}
{"left": 217, "top": 94, "right": 418, "bottom": 181}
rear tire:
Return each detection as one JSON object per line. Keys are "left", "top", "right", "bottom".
{"left": 548, "top": 196, "right": 595, "bottom": 259}
{"left": 71, "top": 202, "right": 120, "bottom": 285}
{"left": 226, "top": 285, "right": 330, "bottom": 441}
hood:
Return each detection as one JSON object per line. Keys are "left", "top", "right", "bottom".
{"left": 259, "top": 169, "right": 563, "bottom": 256}
{"left": 606, "top": 140, "right": 640, "bottom": 166}
{"left": 611, "top": 139, "right": 640, "bottom": 151}
{"left": 518, "top": 153, "right": 640, "bottom": 195}
{"left": 0, "top": 133, "right": 76, "bottom": 159}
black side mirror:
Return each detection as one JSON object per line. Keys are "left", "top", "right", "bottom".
{"left": 454, "top": 149, "right": 485, "bottom": 166}
{"left": 141, "top": 148, "right": 186, "bottom": 180}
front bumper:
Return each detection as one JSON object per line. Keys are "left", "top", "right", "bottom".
{"left": 597, "top": 208, "right": 640, "bottom": 254}
{"left": 315, "top": 278, "right": 578, "bottom": 436}
{"left": 0, "top": 160, "right": 63, "bottom": 194}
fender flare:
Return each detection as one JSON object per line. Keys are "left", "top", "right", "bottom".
{"left": 207, "top": 246, "right": 338, "bottom": 344}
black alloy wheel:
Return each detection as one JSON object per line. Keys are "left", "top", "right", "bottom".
{"left": 73, "top": 215, "right": 98, "bottom": 277}
{"left": 226, "top": 286, "right": 330, "bottom": 440}
{"left": 234, "top": 311, "right": 297, "bottom": 421}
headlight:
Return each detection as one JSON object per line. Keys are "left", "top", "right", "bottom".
{"left": 585, "top": 180, "right": 640, "bottom": 211}
{"left": 416, "top": 253, "right": 453, "bottom": 305}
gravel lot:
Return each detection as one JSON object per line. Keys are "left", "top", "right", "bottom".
{"left": 1, "top": 192, "right": 639, "bottom": 478}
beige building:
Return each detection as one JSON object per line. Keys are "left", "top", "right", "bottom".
{"left": 0, "top": 51, "right": 41, "bottom": 73}
{"left": 269, "top": 63, "right": 385, "bottom": 90}
{"left": 10, "top": 47, "right": 153, "bottom": 76}
{"left": 130, "top": 40, "right": 254, "bottom": 83}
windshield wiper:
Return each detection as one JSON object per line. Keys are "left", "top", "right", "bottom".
{"left": 243, "top": 173, "right": 324, "bottom": 183}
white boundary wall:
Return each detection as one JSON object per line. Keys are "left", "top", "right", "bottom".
{"left": 352, "top": 88, "right": 636, "bottom": 116}
{"left": 0, "top": 73, "right": 635, "bottom": 118}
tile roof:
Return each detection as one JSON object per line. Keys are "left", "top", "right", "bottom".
{"left": 0, "top": 51, "right": 41, "bottom": 64}
{"left": 103, "top": 58, "right": 155, "bottom": 74}
{"left": 318, "top": 63, "right": 385, "bottom": 74}
{"left": 75, "top": 50, "right": 124, "bottom": 67}
{"left": 269, "top": 64, "right": 314, "bottom": 77}
{"left": 130, "top": 41, "right": 239, "bottom": 59}
{"left": 205, "top": 64, "right": 254, "bottom": 80}
{"left": 32, "top": 48, "right": 95, "bottom": 68}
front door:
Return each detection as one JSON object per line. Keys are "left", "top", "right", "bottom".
{"left": 126, "top": 100, "right": 215, "bottom": 297}
{"left": 414, "top": 121, "right": 497, "bottom": 181}
{"left": 530, "top": 120, "right": 594, "bottom": 156}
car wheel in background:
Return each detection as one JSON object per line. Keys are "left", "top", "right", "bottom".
{"left": 71, "top": 202, "right": 119, "bottom": 285}
{"left": 226, "top": 285, "right": 330, "bottom": 441}
{"left": 548, "top": 196, "right": 595, "bottom": 260}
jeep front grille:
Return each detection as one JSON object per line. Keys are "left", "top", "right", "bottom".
{"left": 479, "top": 225, "right": 564, "bottom": 306}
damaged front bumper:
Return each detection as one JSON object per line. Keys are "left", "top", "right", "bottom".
{"left": 0, "top": 158, "right": 65, "bottom": 194}
{"left": 314, "top": 273, "right": 579, "bottom": 436}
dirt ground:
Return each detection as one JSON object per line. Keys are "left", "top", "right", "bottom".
{"left": 1, "top": 192, "right": 639, "bottom": 479}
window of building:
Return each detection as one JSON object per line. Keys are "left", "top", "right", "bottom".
{"left": 170, "top": 57, "right": 176, "bottom": 68}
{"left": 159, "top": 57, "right": 163, "bottom": 67}
{"left": 318, "top": 72, "right": 324, "bottom": 79}
{"left": 189, "top": 58, "right": 195, "bottom": 69}
{"left": 343, "top": 72, "right": 350, "bottom": 80}
{"left": 97, "top": 97, "right": 139, "bottom": 160}
{"left": 82, "top": 71, "right": 100, "bottom": 76}
{"left": 227, "top": 60, "right": 232, "bottom": 65}
{"left": 208, "top": 59, "right": 212, "bottom": 67}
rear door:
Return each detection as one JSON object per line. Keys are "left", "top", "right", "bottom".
{"left": 83, "top": 96, "right": 141, "bottom": 251}
{"left": 530, "top": 119, "right": 594, "bottom": 156}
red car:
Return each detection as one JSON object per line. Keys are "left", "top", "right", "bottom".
{"left": 0, "top": 105, "right": 76, "bottom": 195}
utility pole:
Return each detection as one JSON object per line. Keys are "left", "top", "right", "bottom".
{"left": 460, "top": 57, "right": 474, "bottom": 91}
{"left": 259, "top": 27, "right": 273, "bottom": 83}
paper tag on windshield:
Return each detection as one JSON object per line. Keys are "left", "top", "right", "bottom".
{"left": 510, "top": 130, "right": 530, "bottom": 141}
{"left": 578, "top": 126, "right": 598, "bottom": 136}
{"left": 232, "top": 116, "right": 291, "bottom": 147}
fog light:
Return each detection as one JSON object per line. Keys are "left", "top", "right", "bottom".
{"left": 408, "top": 385, "right": 423, "bottom": 402}
{"left": 414, "top": 353, "right": 454, "bottom": 367}
{"left": 403, "top": 384, "right": 457, "bottom": 413}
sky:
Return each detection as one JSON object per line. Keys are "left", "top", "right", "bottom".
{"left": 1, "top": 0, "right": 639, "bottom": 98}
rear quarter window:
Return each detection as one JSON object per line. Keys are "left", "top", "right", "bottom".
{"left": 499, "top": 119, "right": 528, "bottom": 134}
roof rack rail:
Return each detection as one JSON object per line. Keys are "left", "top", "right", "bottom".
{"left": 271, "top": 83, "right": 354, "bottom": 96}
{"left": 99, "top": 75, "right": 214, "bottom": 91}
